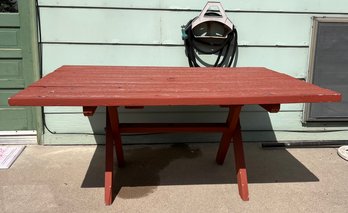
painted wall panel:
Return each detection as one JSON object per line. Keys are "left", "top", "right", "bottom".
{"left": 0, "top": 88, "right": 32, "bottom": 130}
{"left": 0, "top": 109, "right": 30, "bottom": 130}
{"left": 1, "top": 90, "right": 19, "bottom": 106}
{"left": 0, "top": 60, "right": 24, "bottom": 88}
{"left": 38, "top": 0, "right": 348, "bottom": 13}
{"left": 40, "top": 8, "right": 315, "bottom": 46}
{"left": 0, "top": 49, "right": 22, "bottom": 58}
{"left": 0, "top": 1, "right": 41, "bottom": 134}
{"left": 44, "top": 111, "right": 348, "bottom": 134}
{"left": 42, "top": 44, "right": 308, "bottom": 78}
{"left": 244, "top": 131, "right": 348, "bottom": 142}
{"left": 38, "top": 0, "right": 160, "bottom": 9}
{"left": 43, "top": 130, "right": 348, "bottom": 145}
{"left": 0, "top": 60, "right": 21, "bottom": 77}
{"left": 43, "top": 104, "right": 303, "bottom": 114}
{"left": 0, "top": 30, "right": 19, "bottom": 47}
{"left": 35, "top": 1, "right": 348, "bottom": 143}
{"left": 0, "top": 14, "right": 20, "bottom": 27}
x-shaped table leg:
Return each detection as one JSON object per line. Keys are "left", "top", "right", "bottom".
{"left": 216, "top": 105, "right": 249, "bottom": 201}
{"left": 104, "top": 106, "right": 125, "bottom": 205}
{"left": 103, "top": 105, "right": 249, "bottom": 205}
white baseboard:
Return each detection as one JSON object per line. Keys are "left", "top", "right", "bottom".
{"left": 0, "top": 131, "right": 37, "bottom": 144}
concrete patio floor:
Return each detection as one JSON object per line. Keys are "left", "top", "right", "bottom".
{"left": 0, "top": 143, "right": 347, "bottom": 213}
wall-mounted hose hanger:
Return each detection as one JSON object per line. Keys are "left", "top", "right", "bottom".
{"left": 182, "top": 2, "right": 238, "bottom": 67}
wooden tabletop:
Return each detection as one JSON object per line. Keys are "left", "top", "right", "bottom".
{"left": 8, "top": 66, "right": 341, "bottom": 106}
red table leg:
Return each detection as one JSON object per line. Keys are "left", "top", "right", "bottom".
{"left": 215, "top": 105, "right": 249, "bottom": 201}
{"left": 232, "top": 120, "right": 249, "bottom": 201}
{"left": 105, "top": 109, "right": 114, "bottom": 205}
{"left": 216, "top": 105, "right": 242, "bottom": 164}
{"left": 104, "top": 107, "right": 126, "bottom": 205}
{"left": 107, "top": 107, "right": 125, "bottom": 167}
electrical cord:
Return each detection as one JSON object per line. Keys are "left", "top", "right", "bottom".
{"left": 34, "top": 3, "right": 159, "bottom": 136}
{"left": 35, "top": 0, "right": 56, "bottom": 134}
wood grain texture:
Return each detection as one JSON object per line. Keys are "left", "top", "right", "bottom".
{"left": 9, "top": 66, "right": 340, "bottom": 107}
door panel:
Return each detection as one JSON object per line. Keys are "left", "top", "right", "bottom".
{"left": 0, "top": 60, "right": 24, "bottom": 88}
{"left": 0, "top": 1, "right": 40, "bottom": 139}
{"left": 0, "top": 29, "right": 19, "bottom": 46}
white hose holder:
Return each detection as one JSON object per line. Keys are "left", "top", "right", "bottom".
{"left": 191, "top": 2, "right": 234, "bottom": 40}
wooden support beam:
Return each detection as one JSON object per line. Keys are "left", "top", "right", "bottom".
{"left": 107, "top": 107, "right": 125, "bottom": 168}
{"left": 124, "top": 106, "right": 145, "bottom": 109}
{"left": 259, "top": 104, "right": 280, "bottom": 113}
{"left": 232, "top": 120, "right": 249, "bottom": 201}
{"left": 119, "top": 123, "right": 227, "bottom": 133}
{"left": 83, "top": 106, "right": 97, "bottom": 116}
{"left": 216, "top": 105, "right": 243, "bottom": 165}
{"left": 104, "top": 109, "right": 113, "bottom": 205}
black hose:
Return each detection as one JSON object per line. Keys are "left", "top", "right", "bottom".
{"left": 262, "top": 141, "right": 348, "bottom": 148}
{"left": 183, "top": 18, "right": 238, "bottom": 67}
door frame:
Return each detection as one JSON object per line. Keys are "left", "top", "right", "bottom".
{"left": 19, "top": 0, "right": 42, "bottom": 143}
{"left": 0, "top": 0, "right": 42, "bottom": 144}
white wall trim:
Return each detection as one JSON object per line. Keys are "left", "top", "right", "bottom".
{"left": 0, "top": 131, "right": 38, "bottom": 144}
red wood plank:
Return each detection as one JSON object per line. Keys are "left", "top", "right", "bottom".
{"left": 216, "top": 106, "right": 242, "bottom": 165}
{"left": 8, "top": 66, "right": 341, "bottom": 107}
{"left": 8, "top": 87, "right": 340, "bottom": 106}
{"left": 107, "top": 107, "right": 125, "bottom": 168}
{"left": 232, "top": 120, "right": 249, "bottom": 201}
{"left": 104, "top": 111, "right": 114, "bottom": 205}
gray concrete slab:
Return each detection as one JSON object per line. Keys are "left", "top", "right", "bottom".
{"left": 0, "top": 143, "right": 347, "bottom": 213}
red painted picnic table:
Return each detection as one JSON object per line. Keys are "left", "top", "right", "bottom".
{"left": 8, "top": 66, "right": 341, "bottom": 205}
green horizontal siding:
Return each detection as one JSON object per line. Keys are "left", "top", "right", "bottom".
{"left": 40, "top": 8, "right": 319, "bottom": 46}
{"left": 43, "top": 104, "right": 303, "bottom": 114}
{"left": 43, "top": 130, "right": 348, "bottom": 145}
{"left": 38, "top": 0, "right": 348, "bottom": 13}
{"left": 42, "top": 44, "right": 308, "bottom": 78}
{"left": 43, "top": 132, "right": 228, "bottom": 145}
{"left": 44, "top": 111, "right": 348, "bottom": 134}
{"left": 36, "top": 0, "right": 348, "bottom": 143}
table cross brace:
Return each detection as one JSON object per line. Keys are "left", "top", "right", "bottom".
{"left": 103, "top": 105, "right": 249, "bottom": 205}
